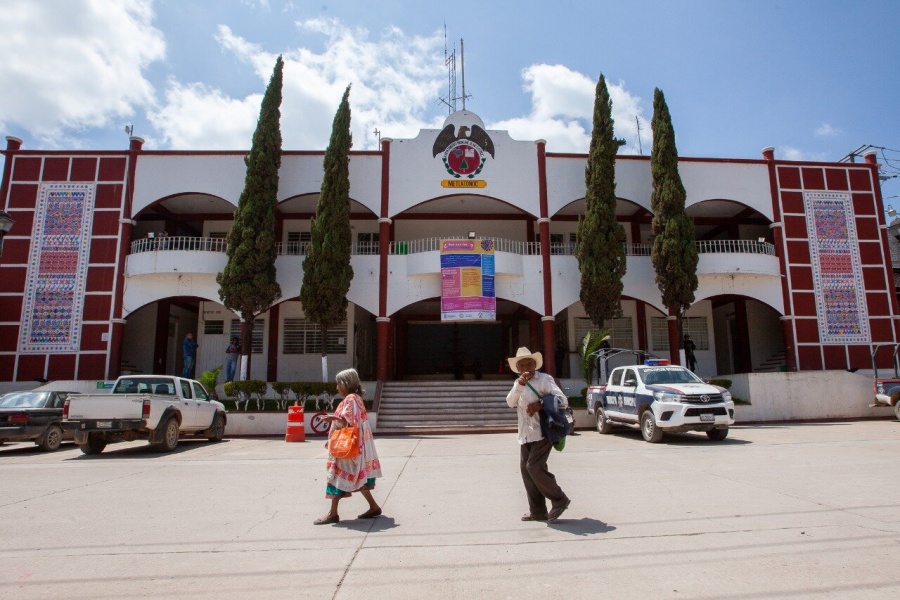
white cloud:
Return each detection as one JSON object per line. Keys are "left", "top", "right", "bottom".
{"left": 0, "top": 0, "right": 164, "bottom": 147}
{"left": 814, "top": 123, "right": 841, "bottom": 137}
{"left": 150, "top": 20, "right": 447, "bottom": 150}
{"left": 778, "top": 146, "right": 829, "bottom": 162}
{"left": 492, "top": 65, "right": 649, "bottom": 153}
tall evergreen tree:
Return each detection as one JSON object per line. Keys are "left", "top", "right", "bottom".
{"left": 649, "top": 88, "right": 698, "bottom": 362}
{"left": 577, "top": 74, "right": 627, "bottom": 328}
{"left": 216, "top": 55, "right": 284, "bottom": 378}
{"left": 300, "top": 85, "right": 353, "bottom": 382}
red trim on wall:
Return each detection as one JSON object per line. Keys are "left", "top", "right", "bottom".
{"left": 78, "top": 354, "right": 106, "bottom": 380}
{"left": 0, "top": 325, "right": 19, "bottom": 351}
{"left": 70, "top": 157, "right": 98, "bottom": 181}
{"left": 95, "top": 184, "right": 125, "bottom": 208}
{"left": 91, "top": 211, "right": 121, "bottom": 236}
{"left": 0, "top": 266, "right": 26, "bottom": 293}
{"left": 82, "top": 295, "right": 112, "bottom": 321}
{"left": 48, "top": 354, "right": 77, "bottom": 380}
{"left": 89, "top": 238, "right": 119, "bottom": 263}
{"left": 98, "top": 157, "right": 127, "bottom": 181}
{"left": 42, "top": 157, "right": 70, "bottom": 180}
{"left": 0, "top": 355, "right": 13, "bottom": 380}
{"left": 9, "top": 183, "right": 38, "bottom": 208}
{"left": 824, "top": 168, "right": 849, "bottom": 191}
{"left": 12, "top": 157, "right": 41, "bottom": 181}
{"left": 86, "top": 267, "right": 115, "bottom": 292}
{"left": 16, "top": 354, "right": 46, "bottom": 382}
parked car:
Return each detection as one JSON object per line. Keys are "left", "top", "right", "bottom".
{"left": 0, "top": 390, "right": 77, "bottom": 451}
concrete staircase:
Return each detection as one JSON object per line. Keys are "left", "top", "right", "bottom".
{"left": 375, "top": 380, "right": 517, "bottom": 434}
{"left": 754, "top": 350, "right": 787, "bottom": 373}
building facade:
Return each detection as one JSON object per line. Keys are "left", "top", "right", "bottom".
{"left": 0, "top": 110, "right": 897, "bottom": 385}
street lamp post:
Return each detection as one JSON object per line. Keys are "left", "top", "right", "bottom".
{"left": 0, "top": 210, "right": 14, "bottom": 256}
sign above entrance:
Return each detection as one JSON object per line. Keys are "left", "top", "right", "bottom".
{"left": 440, "top": 239, "right": 496, "bottom": 322}
{"left": 441, "top": 180, "right": 487, "bottom": 188}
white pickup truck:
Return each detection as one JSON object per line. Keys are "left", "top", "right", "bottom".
{"left": 587, "top": 357, "right": 734, "bottom": 443}
{"left": 62, "top": 375, "right": 227, "bottom": 454}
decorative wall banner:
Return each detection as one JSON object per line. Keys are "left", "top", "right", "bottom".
{"left": 19, "top": 183, "right": 96, "bottom": 353}
{"left": 804, "top": 191, "right": 870, "bottom": 344}
{"left": 440, "top": 239, "right": 496, "bottom": 322}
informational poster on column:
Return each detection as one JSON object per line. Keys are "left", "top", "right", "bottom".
{"left": 440, "top": 239, "right": 496, "bottom": 321}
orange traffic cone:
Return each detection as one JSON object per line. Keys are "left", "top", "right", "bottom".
{"left": 285, "top": 401, "right": 305, "bottom": 442}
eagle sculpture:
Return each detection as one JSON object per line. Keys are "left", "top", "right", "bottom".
{"left": 432, "top": 124, "right": 496, "bottom": 158}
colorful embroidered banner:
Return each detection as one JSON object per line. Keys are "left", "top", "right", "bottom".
{"left": 440, "top": 239, "right": 496, "bottom": 321}
{"left": 19, "top": 183, "right": 96, "bottom": 353}
{"left": 804, "top": 191, "right": 870, "bottom": 344}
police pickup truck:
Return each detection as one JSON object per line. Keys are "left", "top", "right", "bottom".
{"left": 586, "top": 356, "right": 734, "bottom": 443}
{"left": 62, "top": 375, "right": 227, "bottom": 454}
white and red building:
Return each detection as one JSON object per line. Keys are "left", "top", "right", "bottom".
{"left": 0, "top": 110, "right": 897, "bottom": 386}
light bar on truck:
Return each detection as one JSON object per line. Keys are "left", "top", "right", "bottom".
{"left": 644, "top": 358, "right": 670, "bottom": 366}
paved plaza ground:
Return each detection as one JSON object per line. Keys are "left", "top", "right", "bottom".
{"left": 1, "top": 420, "right": 899, "bottom": 599}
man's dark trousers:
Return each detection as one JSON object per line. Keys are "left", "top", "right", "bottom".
{"left": 520, "top": 438, "right": 567, "bottom": 517}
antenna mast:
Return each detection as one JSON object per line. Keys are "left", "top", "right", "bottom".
{"left": 440, "top": 24, "right": 457, "bottom": 114}
{"left": 635, "top": 116, "right": 643, "bottom": 155}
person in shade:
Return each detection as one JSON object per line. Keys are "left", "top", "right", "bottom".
{"left": 224, "top": 336, "right": 241, "bottom": 382}
{"left": 181, "top": 332, "right": 198, "bottom": 378}
{"left": 505, "top": 347, "right": 571, "bottom": 523}
{"left": 314, "top": 368, "right": 383, "bottom": 525}
{"left": 684, "top": 334, "right": 697, "bottom": 372}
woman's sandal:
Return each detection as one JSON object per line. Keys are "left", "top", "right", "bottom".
{"left": 357, "top": 508, "right": 382, "bottom": 519}
{"left": 314, "top": 514, "right": 340, "bottom": 525}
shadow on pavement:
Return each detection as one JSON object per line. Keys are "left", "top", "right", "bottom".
{"left": 65, "top": 438, "right": 230, "bottom": 460}
{"left": 336, "top": 515, "right": 399, "bottom": 532}
{"left": 547, "top": 517, "right": 615, "bottom": 536}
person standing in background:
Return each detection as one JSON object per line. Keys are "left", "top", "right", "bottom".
{"left": 224, "top": 336, "right": 241, "bottom": 382}
{"left": 182, "top": 332, "right": 198, "bottom": 378}
{"left": 683, "top": 334, "right": 697, "bottom": 372}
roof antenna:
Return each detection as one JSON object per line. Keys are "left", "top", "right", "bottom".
{"left": 635, "top": 116, "right": 643, "bottom": 155}
{"left": 439, "top": 24, "right": 457, "bottom": 114}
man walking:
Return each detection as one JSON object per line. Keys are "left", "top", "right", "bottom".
{"left": 505, "top": 347, "right": 571, "bottom": 523}
{"left": 182, "top": 332, "right": 198, "bottom": 378}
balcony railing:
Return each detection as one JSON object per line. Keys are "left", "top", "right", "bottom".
{"left": 130, "top": 235, "right": 776, "bottom": 258}
{"left": 130, "top": 236, "right": 228, "bottom": 254}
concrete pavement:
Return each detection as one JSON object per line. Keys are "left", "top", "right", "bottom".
{"left": 1, "top": 421, "right": 899, "bottom": 599}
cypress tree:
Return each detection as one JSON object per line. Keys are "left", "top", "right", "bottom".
{"left": 577, "top": 74, "right": 627, "bottom": 328}
{"left": 300, "top": 85, "right": 354, "bottom": 382}
{"left": 649, "top": 88, "right": 698, "bottom": 361}
{"left": 216, "top": 55, "right": 284, "bottom": 378}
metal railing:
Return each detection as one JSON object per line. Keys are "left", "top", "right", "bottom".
{"left": 130, "top": 235, "right": 776, "bottom": 258}
{"left": 130, "top": 236, "right": 228, "bottom": 254}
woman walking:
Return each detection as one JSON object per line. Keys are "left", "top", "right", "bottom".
{"left": 315, "top": 368, "right": 383, "bottom": 525}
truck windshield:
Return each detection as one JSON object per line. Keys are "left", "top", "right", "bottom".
{"left": 641, "top": 368, "right": 703, "bottom": 385}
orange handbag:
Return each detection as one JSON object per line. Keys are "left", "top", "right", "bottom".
{"left": 329, "top": 425, "right": 360, "bottom": 459}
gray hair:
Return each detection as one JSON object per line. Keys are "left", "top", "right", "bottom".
{"left": 335, "top": 368, "right": 364, "bottom": 397}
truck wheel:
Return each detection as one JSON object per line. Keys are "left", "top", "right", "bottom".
{"left": 207, "top": 414, "right": 225, "bottom": 442}
{"left": 596, "top": 407, "right": 612, "bottom": 434}
{"left": 81, "top": 433, "right": 107, "bottom": 455}
{"left": 706, "top": 427, "right": 729, "bottom": 441}
{"left": 157, "top": 417, "right": 180, "bottom": 452}
{"left": 640, "top": 411, "right": 664, "bottom": 443}
{"left": 38, "top": 424, "right": 63, "bottom": 452}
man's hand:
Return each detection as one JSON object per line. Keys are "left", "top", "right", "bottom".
{"left": 517, "top": 370, "right": 535, "bottom": 385}
{"left": 526, "top": 402, "right": 541, "bottom": 416}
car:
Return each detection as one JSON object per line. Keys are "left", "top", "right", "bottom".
{"left": 0, "top": 390, "right": 77, "bottom": 451}
{"left": 587, "top": 354, "right": 735, "bottom": 443}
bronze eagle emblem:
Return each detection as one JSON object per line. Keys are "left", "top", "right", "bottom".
{"left": 432, "top": 124, "right": 496, "bottom": 158}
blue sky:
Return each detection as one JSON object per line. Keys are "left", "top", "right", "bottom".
{"left": 1, "top": 0, "right": 898, "bottom": 205}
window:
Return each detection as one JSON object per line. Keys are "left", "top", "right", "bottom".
{"left": 574, "top": 316, "right": 633, "bottom": 348}
{"left": 286, "top": 231, "right": 311, "bottom": 255}
{"left": 230, "top": 320, "right": 264, "bottom": 353}
{"left": 356, "top": 232, "right": 379, "bottom": 255}
{"left": 192, "top": 381, "right": 208, "bottom": 401}
{"left": 283, "top": 319, "right": 348, "bottom": 354}
{"left": 204, "top": 320, "right": 224, "bottom": 335}
{"left": 650, "top": 317, "right": 709, "bottom": 351}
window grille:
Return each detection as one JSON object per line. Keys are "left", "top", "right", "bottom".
{"left": 203, "top": 320, "right": 224, "bottom": 335}
{"left": 650, "top": 317, "right": 709, "bottom": 351}
{"left": 282, "top": 319, "right": 347, "bottom": 354}
{"left": 230, "top": 320, "right": 264, "bottom": 353}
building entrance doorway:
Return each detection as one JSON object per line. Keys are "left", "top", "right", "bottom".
{"left": 406, "top": 322, "right": 503, "bottom": 379}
